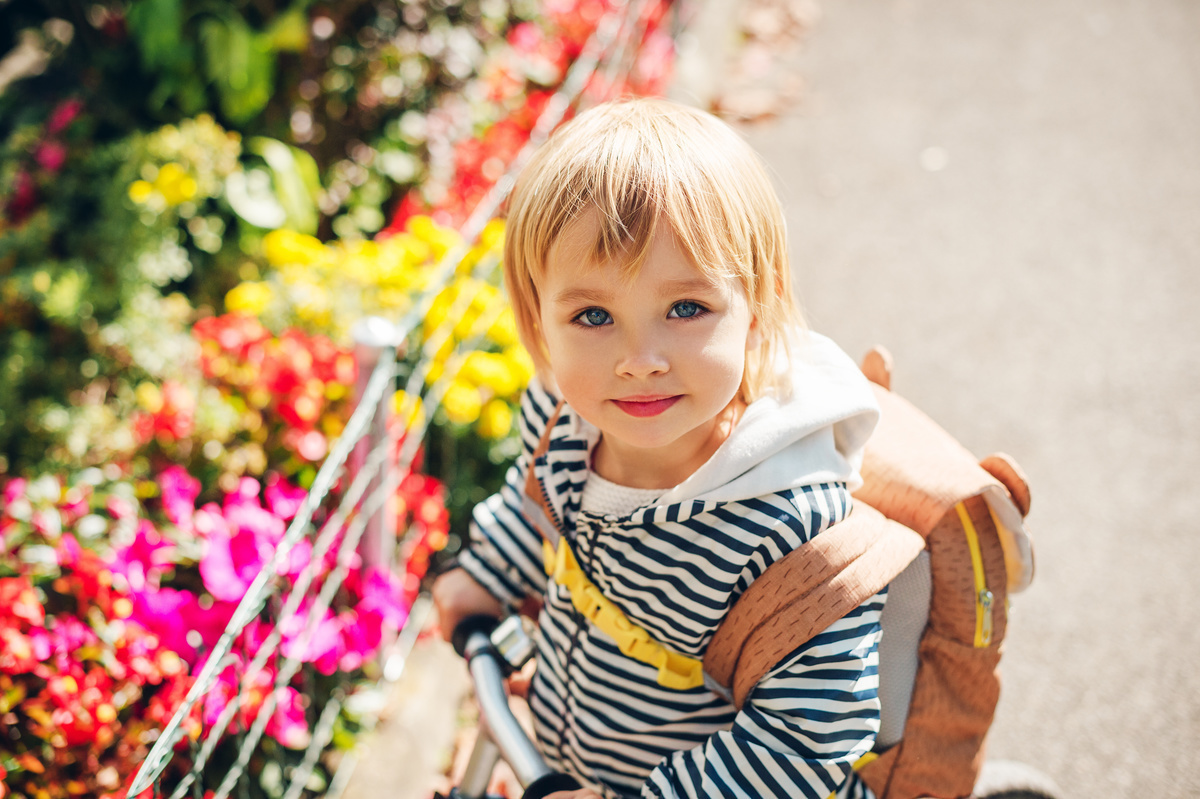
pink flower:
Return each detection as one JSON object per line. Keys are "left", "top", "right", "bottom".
{"left": 111, "top": 519, "right": 173, "bottom": 591}
{"left": 280, "top": 600, "right": 342, "bottom": 675}
{"left": 197, "top": 501, "right": 274, "bottom": 603}
{"left": 334, "top": 610, "right": 373, "bottom": 672}
{"left": 45, "top": 615, "right": 99, "bottom": 673}
{"left": 34, "top": 141, "right": 67, "bottom": 173}
{"left": 202, "top": 664, "right": 240, "bottom": 729}
{"left": 359, "top": 568, "right": 410, "bottom": 630}
{"left": 129, "top": 586, "right": 194, "bottom": 661}
{"left": 267, "top": 685, "right": 310, "bottom": 749}
{"left": 28, "top": 626, "right": 53, "bottom": 664}
{"left": 264, "top": 473, "right": 306, "bottom": 521}
{"left": 106, "top": 493, "right": 136, "bottom": 521}
{"left": 59, "top": 485, "right": 91, "bottom": 524}
{"left": 46, "top": 99, "right": 83, "bottom": 135}
{"left": 159, "top": 465, "right": 201, "bottom": 529}
{"left": 128, "top": 584, "right": 235, "bottom": 668}
{"left": 3, "top": 478, "right": 27, "bottom": 507}
{"left": 332, "top": 570, "right": 411, "bottom": 672}
{"left": 508, "top": 22, "right": 543, "bottom": 53}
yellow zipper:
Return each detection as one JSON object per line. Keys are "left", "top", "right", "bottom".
{"left": 955, "top": 502, "right": 994, "bottom": 647}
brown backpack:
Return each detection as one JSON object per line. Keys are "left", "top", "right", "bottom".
{"left": 703, "top": 347, "right": 1035, "bottom": 799}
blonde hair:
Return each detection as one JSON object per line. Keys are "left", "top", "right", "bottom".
{"left": 503, "top": 97, "right": 802, "bottom": 401}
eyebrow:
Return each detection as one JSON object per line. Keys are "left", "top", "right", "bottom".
{"left": 659, "top": 277, "right": 721, "bottom": 297}
{"left": 550, "top": 287, "right": 613, "bottom": 307}
{"left": 549, "top": 278, "right": 720, "bottom": 307}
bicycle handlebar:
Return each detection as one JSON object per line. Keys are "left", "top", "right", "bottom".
{"left": 450, "top": 615, "right": 582, "bottom": 799}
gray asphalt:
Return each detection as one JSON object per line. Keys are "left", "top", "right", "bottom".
{"left": 675, "top": 1, "right": 1200, "bottom": 796}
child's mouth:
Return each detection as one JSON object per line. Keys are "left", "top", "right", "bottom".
{"left": 611, "top": 396, "right": 681, "bottom": 418}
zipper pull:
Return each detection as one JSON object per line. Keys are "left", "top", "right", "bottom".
{"left": 978, "top": 589, "right": 995, "bottom": 646}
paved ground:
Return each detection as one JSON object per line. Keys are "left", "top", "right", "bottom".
{"left": 343, "top": 2, "right": 1200, "bottom": 797}
{"left": 687, "top": 1, "right": 1200, "bottom": 796}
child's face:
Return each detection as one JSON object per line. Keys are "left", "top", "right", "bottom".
{"left": 538, "top": 214, "right": 756, "bottom": 485}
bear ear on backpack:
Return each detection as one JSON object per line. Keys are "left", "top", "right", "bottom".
{"left": 980, "top": 453, "right": 1031, "bottom": 518}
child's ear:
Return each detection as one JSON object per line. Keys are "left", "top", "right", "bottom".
{"left": 746, "top": 317, "right": 763, "bottom": 350}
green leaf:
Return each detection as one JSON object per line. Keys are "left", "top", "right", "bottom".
{"left": 126, "top": 0, "right": 184, "bottom": 70}
{"left": 248, "top": 137, "right": 321, "bottom": 235}
{"left": 200, "top": 16, "right": 275, "bottom": 124}
{"left": 265, "top": 7, "right": 311, "bottom": 53}
{"left": 41, "top": 268, "right": 89, "bottom": 321}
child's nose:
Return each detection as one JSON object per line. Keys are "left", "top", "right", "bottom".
{"left": 615, "top": 331, "right": 669, "bottom": 378}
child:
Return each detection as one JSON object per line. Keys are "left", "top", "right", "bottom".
{"left": 433, "top": 98, "right": 883, "bottom": 799}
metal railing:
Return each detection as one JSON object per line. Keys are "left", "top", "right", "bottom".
{"left": 128, "top": 1, "right": 663, "bottom": 795}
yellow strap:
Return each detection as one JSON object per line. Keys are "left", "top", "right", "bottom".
{"left": 955, "top": 502, "right": 994, "bottom": 647}
{"left": 824, "top": 752, "right": 879, "bottom": 799}
{"left": 543, "top": 539, "right": 704, "bottom": 690}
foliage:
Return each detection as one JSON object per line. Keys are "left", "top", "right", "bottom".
{"left": 0, "top": 0, "right": 679, "bottom": 793}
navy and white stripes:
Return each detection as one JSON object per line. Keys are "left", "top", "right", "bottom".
{"left": 459, "top": 381, "right": 882, "bottom": 799}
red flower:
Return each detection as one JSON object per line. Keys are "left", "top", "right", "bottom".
{"left": 34, "top": 141, "right": 68, "bottom": 173}
{"left": 0, "top": 627, "right": 43, "bottom": 674}
{"left": 0, "top": 576, "right": 45, "bottom": 627}
{"left": 46, "top": 99, "right": 84, "bottom": 136}
{"left": 4, "top": 169, "right": 38, "bottom": 224}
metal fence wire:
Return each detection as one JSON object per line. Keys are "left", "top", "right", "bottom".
{"left": 127, "top": 0, "right": 666, "bottom": 795}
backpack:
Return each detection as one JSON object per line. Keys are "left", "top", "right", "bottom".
{"left": 702, "top": 346, "right": 1036, "bottom": 799}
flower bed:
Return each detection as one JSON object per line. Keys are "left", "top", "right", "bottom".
{"left": 0, "top": 0, "right": 676, "bottom": 796}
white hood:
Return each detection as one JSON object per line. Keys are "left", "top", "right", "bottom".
{"left": 657, "top": 331, "right": 879, "bottom": 506}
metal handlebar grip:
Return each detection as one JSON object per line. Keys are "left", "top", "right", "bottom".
{"left": 448, "top": 615, "right": 582, "bottom": 799}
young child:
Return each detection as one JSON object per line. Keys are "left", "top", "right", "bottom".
{"left": 433, "top": 98, "right": 883, "bottom": 799}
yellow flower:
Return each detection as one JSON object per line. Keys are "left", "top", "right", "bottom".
{"left": 460, "top": 351, "right": 520, "bottom": 397}
{"left": 454, "top": 281, "right": 500, "bottom": 340}
{"left": 386, "top": 232, "right": 433, "bottom": 268}
{"left": 422, "top": 285, "right": 456, "bottom": 340}
{"left": 154, "top": 162, "right": 197, "bottom": 205}
{"left": 321, "top": 412, "right": 346, "bottom": 439}
{"left": 263, "top": 229, "right": 327, "bottom": 266}
{"left": 479, "top": 218, "right": 505, "bottom": 250}
{"left": 503, "top": 344, "right": 536, "bottom": 387}
{"left": 128, "top": 180, "right": 154, "bottom": 204}
{"left": 225, "top": 281, "right": 274, "bottom": 315}
{"left": 372, "top": 238, "right": 424, "bottom": 288}
{"left": 248, "top": 387, "right": 272, "bottom": 409}
{"left": 407, "top": 215, "right": 462, "bottom": 261}
{"left": 441, "top": 380, "right": 482, "bottom": 425}
{"left": 477, "top": 398, "right": 513, "bottom": 439}
{"left": 424, "top": 352, "right": 447, "bottom": 386}
{"left": 135, "top": 382, "right": 163, "bottom": 413}
{"left": 488, "top": 307, "right": 519, "bottom": 347}
{"left": 393, "top": 390, "right": 426, "bottom": 430}
{"left": 342, "top": 239, "right": 384, "bottom": 283}
{"left": 457, "top": 219, "right": 505, "bottom": 275}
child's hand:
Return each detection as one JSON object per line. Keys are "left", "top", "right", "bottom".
{"left": 541, "top": 790, "right": 604, "bottom": 799}
{"left": 431, "top": 567, "right": 504, "bottom": 641}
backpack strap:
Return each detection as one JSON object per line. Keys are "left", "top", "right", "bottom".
{"left": 703, "top": 502, "right": 924, "bottom": 711}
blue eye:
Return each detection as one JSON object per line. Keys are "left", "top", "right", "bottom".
{"left": 670, "top": 301, "right": 703, "bottom": 319}
{"left": 576, "top": 308, "right": 612, "bottom": 327}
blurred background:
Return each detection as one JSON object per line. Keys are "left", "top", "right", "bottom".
{"left": 2, "top": 0, "right": 1197, "bottom": 797}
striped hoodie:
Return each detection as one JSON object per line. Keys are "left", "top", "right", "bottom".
{"left": 458, "top": 331, "right": 883, "bottom": 799}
